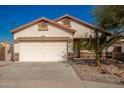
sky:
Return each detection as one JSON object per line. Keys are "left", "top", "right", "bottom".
{"left": 0, "top": 5, "right": 95, "bottom": 43}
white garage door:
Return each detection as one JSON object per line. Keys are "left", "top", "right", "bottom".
{"left": 19, "top": 42, "right": 67, "bottom": 62}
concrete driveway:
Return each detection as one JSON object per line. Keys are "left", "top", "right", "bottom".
{"left": 0, "top": 62, "right": 84, "bottom": 88}
{"left": 0, "top": 62, "right": 123, "bottom": 88}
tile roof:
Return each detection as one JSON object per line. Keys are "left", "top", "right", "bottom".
{"left": 11, "top": 18, "right": 76, "bottom": 34}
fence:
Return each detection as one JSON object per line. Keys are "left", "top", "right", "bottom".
{"left": 80, "top": 52, "right": 124, "bottom": 61}
{"left": 0, "top": 45, "right": 5, "bottom": 60}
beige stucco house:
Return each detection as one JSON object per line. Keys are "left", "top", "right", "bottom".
{"left": 11, "top": 14, "right": 123, "bottom": 62}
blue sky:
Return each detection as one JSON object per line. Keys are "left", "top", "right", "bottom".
{"left": 0, "top": 5, "right": 95, "bottom": 43}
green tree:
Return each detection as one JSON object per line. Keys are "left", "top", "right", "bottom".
{"left": 93, "top": 5, "right": 124, "bottom": 31}
{"left": 81, "top": 6, "right": 124, "bottom": 66}
{"left": 82, "top": 30, "right": 122, "bottom": 66}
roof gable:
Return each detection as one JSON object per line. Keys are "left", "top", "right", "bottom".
{"left": 54, "top": 14, "right": 112, "bottom": 35}
{"left": 54, "top": 14, "right": 97, "bottom": 29}
{"left": 11, "top": 18, "right": 76, "bottom": 34}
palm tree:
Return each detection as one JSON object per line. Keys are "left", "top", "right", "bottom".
{"left": 81, "top": 29, "right": 123, "bottom": 67}
{"left": 88, "top": 6, "right": 124, "bottom": 66}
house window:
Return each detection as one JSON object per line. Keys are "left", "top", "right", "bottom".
{"left": 38, "top": 21, "right": 48, "bottom": 31}
{"left": 62, "top": 18, "right": 71, "bottom": 27}
{"left": 113, "top": 46, "right": 122, "bottom": 52}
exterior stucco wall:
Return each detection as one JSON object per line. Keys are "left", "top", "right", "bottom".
{"left": 14, "top": 43, "right": 19, "bottom": 53}
{"left": 68, "top": 40, "right": 73, "bottom": 53}
{"left": 14, "top": 23, "right": 73, "bottom": 39}
{"left": 71, "top": 21, "right": 95, "bottom": 38}
{"left": 57, "top": 20, "right": 95, "bottom": 38}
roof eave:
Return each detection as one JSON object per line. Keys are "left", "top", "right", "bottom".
{"left": 11, "top": 18, "right": 76, "bottom": 34}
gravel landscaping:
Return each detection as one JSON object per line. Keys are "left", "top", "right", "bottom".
{"left": 72, "top": 59, "right": 124, "bottom": 85}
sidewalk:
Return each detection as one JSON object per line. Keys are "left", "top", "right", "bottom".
{"left": 82, "top": 80, "right": 124, "bottom": 88}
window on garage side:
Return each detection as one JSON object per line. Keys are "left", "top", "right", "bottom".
{"left": 38, "top": 21, "right": 48, "bottom": 31}
{"left": 62, "top": 18, "right": 71, "bottom": 27}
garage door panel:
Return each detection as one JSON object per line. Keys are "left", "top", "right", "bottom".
{"left": 20, "top": 43, "right": 43, "bottom": 61}
{"left": 19, "top": 42, "right": 67, "bottom": 62}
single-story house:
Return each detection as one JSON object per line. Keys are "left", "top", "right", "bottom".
{"left": 11, "top": 14, "right": 123, "bottom": 62}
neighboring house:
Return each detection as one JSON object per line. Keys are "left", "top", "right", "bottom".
{"left": 106, "top": 39, "right": 124, "bottom": 60}
{"left": 107, "top": 39, "right": 124, "bottom": 53}
{"left": 11, "top": 14, "right": 114, "bottom": 62}
{"left": 0, "top": 41, "right": 13, "bottom": 61}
